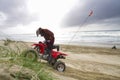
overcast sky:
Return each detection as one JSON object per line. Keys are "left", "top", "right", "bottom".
{"left": 0, "top": 0, "right": 120, "bottom": 34}
{"left": 64, "top": 0, "right": 120, "bottom": 30}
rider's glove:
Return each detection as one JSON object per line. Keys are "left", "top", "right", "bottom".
{"left": 46, "top": 40, "right": 50, "bottom": 42}
{"left": 44, "top": 40, "right": 50, "bottom": 44}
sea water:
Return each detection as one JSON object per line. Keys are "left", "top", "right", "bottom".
{"left": 0, "top": 30, "right": 120, "bottom": 48}
{"left": 55, "top": 30, "right": 120, "bottom": 47}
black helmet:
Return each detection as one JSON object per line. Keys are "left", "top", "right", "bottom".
{"left": 36, "top": 27, "right": 42, "bottom": 37}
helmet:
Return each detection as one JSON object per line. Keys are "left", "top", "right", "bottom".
{"left": 36, "top": 27, "right": 42, "bottom": 37}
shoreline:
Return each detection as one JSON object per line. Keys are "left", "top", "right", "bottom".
{"left": 56, "top": 42, "right": 120, "bottom": 49}
{"left": 0, "top": 39, "right": 120, "bottom": 49}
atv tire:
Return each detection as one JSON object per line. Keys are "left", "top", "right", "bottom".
{"left": 53, "top": 61, "right": 66, "bottom": 72}
{"left": 23, "top": 49, "right": 38, "bottom": 62}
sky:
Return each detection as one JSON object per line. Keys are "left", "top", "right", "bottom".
{"left": 0, "top": 0, "right": 120, "bottom": 35}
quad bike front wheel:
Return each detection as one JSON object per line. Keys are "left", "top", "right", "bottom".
{"left": 23, "top": 49, "right": 38, "bottom": 62}
{"left": 53, "top": 61, "right": 66, "bottom": 72}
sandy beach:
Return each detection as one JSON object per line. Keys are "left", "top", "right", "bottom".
{"left": 52, "top": 44, "right": 120, "bottom": 80}
{"left": 0, "top": 40, "right": 120, "bottom": 80}
{"left": 1, "top": 0, "right": 120, "bottom": 80}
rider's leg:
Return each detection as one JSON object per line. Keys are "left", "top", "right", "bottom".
{"left": 46, "top": 38, "right": 54, "bottom": 64}
{"left": 46, "top": 48, "right": 52, "bottom": 64}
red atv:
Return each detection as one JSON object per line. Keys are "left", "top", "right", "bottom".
{"left": 24, "top": 41, "right": 67, "bottom": 72}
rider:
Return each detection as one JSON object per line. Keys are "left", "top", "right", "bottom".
{"left": 36, "top": 27, "right": 55, "bottom": 62}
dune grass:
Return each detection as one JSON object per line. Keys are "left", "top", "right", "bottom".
{"left": 0, "top": 39, "right": 54, "bottom": 80}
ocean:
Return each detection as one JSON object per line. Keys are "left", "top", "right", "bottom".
{"left": 0, "top": 30, "right": 120, "bottom": 48}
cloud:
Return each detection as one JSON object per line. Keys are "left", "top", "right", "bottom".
{"left": 63, "top": 0, "right": 120, "bottom": 28}
{"left": 0, "top": 0, "right": 37, "bottom": 29}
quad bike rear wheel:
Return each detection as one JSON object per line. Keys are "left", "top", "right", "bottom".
{"left": 53, "top": 61, "right": 66, "bottom": 72}
{"left": 23, "top": 49, "right": 38, "bottom": 62}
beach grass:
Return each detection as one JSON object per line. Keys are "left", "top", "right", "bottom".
{"left": 0, "top": 40, "right": 54, "bottom": 80}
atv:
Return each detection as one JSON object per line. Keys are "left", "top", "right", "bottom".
{"left": 24, "top": 41, "right": 67, "bottom": 72}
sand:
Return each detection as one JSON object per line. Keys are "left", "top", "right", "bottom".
{"left": 49, "top": 45, "right": 120, "bottom": 80}
{"left": 0, "top": 40, "right": 120, "bottom": 80}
